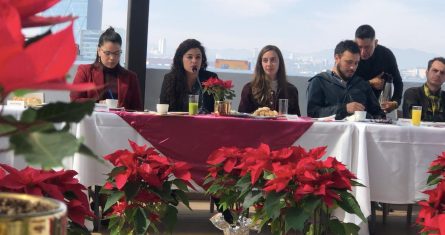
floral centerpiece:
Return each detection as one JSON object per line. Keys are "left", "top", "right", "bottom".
{"left": 202, "top": 77, "right": 235, "bottom": 115}
{"left": 202, "top": 77, "right": 235, "bottom": 102}
{"left": 0, "top": 163, "right": 95, "bottom": 233}
{"left": 101, "top": 140, "right": 193, "bottom": 234}
{"left": 205, "top": 143, "right": 366, "bottom": 235}
{"left": 417, "top": 152, "right": 445, "bottom": 234}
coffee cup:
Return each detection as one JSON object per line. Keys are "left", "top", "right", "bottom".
{"left": 156, "top": 104, "right": 169, "bottom": 114}
{"left": 105, "top": 99, "right": 118, "bottom": 109}
{"left": 354, "top": 111, "right": 367, "bottom": 121}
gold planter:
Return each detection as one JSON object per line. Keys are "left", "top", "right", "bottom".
{"left": 214, "top": 100, "right": 231, "bottom": 116}
{"left": 0, "top": 193, "right": 67, "bottom": 235}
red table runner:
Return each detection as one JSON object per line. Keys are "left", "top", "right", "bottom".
{"left": 114, "top": 112, "right": 313, "bottom": 185}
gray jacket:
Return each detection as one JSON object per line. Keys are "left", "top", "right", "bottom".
{"left": 307, "top": 71, "right": 385, "bottom": 120}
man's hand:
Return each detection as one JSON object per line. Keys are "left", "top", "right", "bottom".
{"left": 369, "top": 72, "right": 385, "bottom": 90}
{"left": 346, "top": 102, "right": 365, "bottom": 114}
{"left": 380, "top": 101, "right": 398, "bottom": 113}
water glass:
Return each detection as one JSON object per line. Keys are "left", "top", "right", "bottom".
{"left": 411, "top": 106, "right": 422, "bottom": 126}
{"left": 278, "top": 99, "right": 288, "bottom": 115}
{"left": 188, "top": 94, "right": 199, "bottom": 115}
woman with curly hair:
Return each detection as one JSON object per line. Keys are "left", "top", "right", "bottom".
{"left": 160, "top": 39, "right": 218, "bottom": 113}
{"left": 238, "top": 45, "right": 300, "bottom": 115}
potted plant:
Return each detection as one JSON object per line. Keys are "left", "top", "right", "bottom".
{"left": 101, "top": 140, "right": 193, "bottom": 235}
{"left": 0, "top": 164, "right": 94, "bottom": 234}
{"left": 0, "top": 0, "right": 97, "bottom": 233}
{"left": 417, "top": 152, "right": 445, "bottom": 234}
{"left": 205, "top": 143, "right": 366, "bottom": 235}
{"left": 202, "top": 77, "right": 235, "bottom": 115}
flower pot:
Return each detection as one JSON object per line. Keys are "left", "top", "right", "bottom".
{"left": 214, "top": 100, "right": 231, "bottom": 116}
{"left": 0, "top": 192, "right": 67, "bottom": 235}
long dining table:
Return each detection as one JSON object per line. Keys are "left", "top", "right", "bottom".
{"left": 2, "top": 107, "right": 445, "bottom": 234}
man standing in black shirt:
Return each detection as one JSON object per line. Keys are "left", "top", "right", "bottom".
{"left": 354, "top": 24, "right": 403, "bottom": 113}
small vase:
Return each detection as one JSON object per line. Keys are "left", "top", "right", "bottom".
{"left": 0, "top": 192, "right": 67, "bottom": 235}
{"left": 214, "top": 100, "right": 231, "bottom": 116}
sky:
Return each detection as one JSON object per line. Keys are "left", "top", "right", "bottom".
{"left": 103, "top": 0, "right": 445, "bottom": 56}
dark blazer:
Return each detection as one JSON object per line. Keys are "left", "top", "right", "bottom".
{"left": 70, "top": 64, "right": 143, "bottom": 111}
{"left": 238, "top": 82, "right": 301, "bottom": 115}
{"left": 307, "top": 71, "right": 385, "bottom": 120}
{"left": 402, "top": 86, "right": 445, "bottom": 122}
{"left": 160, "top": 70, "right": 218, "bottom": 112}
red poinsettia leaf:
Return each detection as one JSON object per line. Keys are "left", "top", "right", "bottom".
{"left": 308, "top": 146, "right": 327, "bottom": 160}
{"left": 0, "top": 22, "right": 77, "bottom": 94}
{"left": 115, "top": 172, "right": 130, "bottom": 190}
{"left": 172, "top": 161, "right": 192, "bottom": 181}
{"left": 38, "top": 182, "right": 64, "bottom": 201}
{"left": 0, "top": 3, "right": 24, "bottom": 62}
{"left": 10, "top": 0, "right": 59, "bottom": 19}
{"left": 103, "top": 181, "right": 114, "bottom": 190}
{"left": 223, "top": 158, "right": 237, "bottom": 173}
{"left": 22, "top": 15, "right": 77, "bottom": 27}
{"left": 67, "top": 199, "right": 95, "bottom": 225}
{"left": 0, "top": 167, "right": 5, "bottom": 180}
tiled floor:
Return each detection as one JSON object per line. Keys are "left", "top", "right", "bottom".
{"left": 95, "top": 201, "right": 420, "bottom": 235}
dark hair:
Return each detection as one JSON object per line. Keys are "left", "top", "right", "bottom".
{"left": 334, "top": 40, "right": 360, "bottom": 56}
{"left": 95, "top": 27, "right": 122, "bottom": 63}
{"left": 171, "top": 39, "right": 208, "bottom": 73}
{"left": 427, "top": 57, "right": 445, "bottom": 71}
{"left": 355, "top": 24, "right": 375, "bottom": 40}
{"left": 251, "top": 45, "right": 287, "bottom": 105}
{"left": 163, "top": 39, "right": 208, "bottom": 106}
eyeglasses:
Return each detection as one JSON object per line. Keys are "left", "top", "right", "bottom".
{"left": 100, "top": 48, "right": 122, "bottom": 57}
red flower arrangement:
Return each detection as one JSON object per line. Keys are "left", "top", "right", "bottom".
{"left": 417, "top": 152, "right": 445, "bottom": 234}
{"left": 0, "top": 163, "right": 94, "bottom": 231}
{"left": 205, "top": 143, "right": 365, "bottom": 235}
{"left": 202, "top": 77, "right": 235, "bottom": 101}
{"left": 101, "top": 140, "right": 193, "bottom": 234}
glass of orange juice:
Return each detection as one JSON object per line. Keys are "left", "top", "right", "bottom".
{"left": 411, "top": 106, "right": 422, "bottom": 126}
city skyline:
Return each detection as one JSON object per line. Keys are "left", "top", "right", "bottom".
{"left": 103, "top": 0, "right": 445, "bottom": 57}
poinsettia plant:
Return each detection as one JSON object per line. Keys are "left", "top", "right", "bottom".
{"left": 202, "top": 77, "right": 235, "bottom": 101}
{"left": 0, "top": 0, "right": 97, "bottom": 168}
{"left": 101, "top": 140, "right": 193, "bottom": 235}
{"left": 417, "top": 152, "right": 445, "bottom": 234}
{"left": 0, "top": 163, "right": 95, "bottom": 233}
{"left": 205, "top": 143, "right": 366, "bottom": 235}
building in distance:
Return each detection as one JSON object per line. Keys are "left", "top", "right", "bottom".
{"left": 215, "top": 59, "right": 250, "bottom": 70}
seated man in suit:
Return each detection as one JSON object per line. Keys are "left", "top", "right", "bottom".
{"left": 402, "top": 57, "right": 445, "bottom": 122}
{"left": 307, "top": 40, "right": 385, "bottom": 120}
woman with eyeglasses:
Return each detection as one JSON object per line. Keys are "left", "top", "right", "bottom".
{"left": 160, "top": 39, "right": 218, "bottom": 113}
{"left": 70, "top": 27, "right": 143, "bottom": 110}
{"left": 238, "top": 45, "right": 301, "bottom": 115}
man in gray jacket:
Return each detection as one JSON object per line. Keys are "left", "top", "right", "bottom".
{"left": 307, "top": 40, "right": 385, "bottom": 120}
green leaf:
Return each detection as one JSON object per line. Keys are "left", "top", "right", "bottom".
{"left": 172, "top": 179, "right": 189, "bottom": 191}
{"left": 350, "top": 180, "right": 366, "bottom": 187}
{"left": 285, "top": 207, "right": 310, "bottom": 232}
{"left": 103, "top": 191, "right": 124, "bottom": 212}
{"left": 78, "top": 143, "right": 102, "bottom": 161}
{"left": 174, "top": 189, "right": 191, "bottom": 209}
{"left": 135, "top": 207, "right": 149, "bottom": 235}
{"left": 264, "top": 191, "right": 283, "bottom": 219}
{"left": 163, "top": 205, "right": 178, "bottom": 232}
{"left": 328, "top": 219, "right": 346, "bottom": 235}
{"left": 337, "top": 191, "right": 366, "bottom": 222}
{"left": 302, "top": 197, "right": 322, "bottom": 214}
{"left": 342, "top": 222, "right": 360, "bottom": 235}
{"left": 20, "top": 108, "right": 38, "bottom": 123}
{"left": 242, "top": 191, "right": 263, "bottom": 209}
{"left": 12, "top": 89, "right": 34, "bottom": 97}
{"left": 109, "top": 166, "right": 127, "bottom": 177}
{"left": 10, "top": 131, "right": 82, "bottom": 169}
{"left": 0, "top": 123, "right": 16, "bottom": 135}
{"left": 123, "top": 181, "right": 140, "bottom": 201}
{"left": 427, "top": 175, "right": 442, "bottom": 186}
{"left": 35, "top": 101, "right": 95, "bottom": 123}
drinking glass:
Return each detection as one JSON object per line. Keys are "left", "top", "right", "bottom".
{"left": 188, "top": 94, "right": 199, "bottom": 115}
{"left": 411, "top": 106, "right": 422, "bottom": 126}
{"left": 278, "top": 99, "right": 288, "bottom": 116}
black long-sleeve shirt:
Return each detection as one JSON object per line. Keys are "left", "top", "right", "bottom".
{"left": 355, "top": 44, "right": 403, "bottom": 105}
